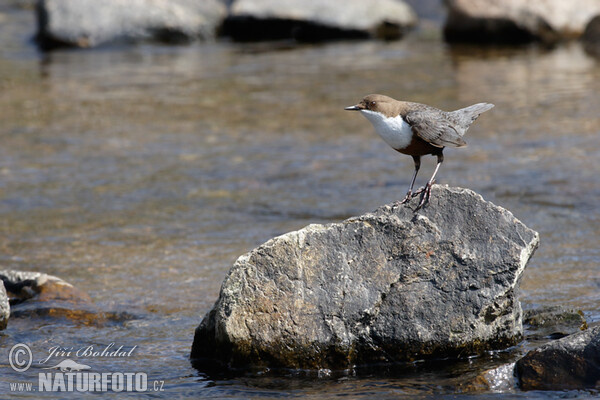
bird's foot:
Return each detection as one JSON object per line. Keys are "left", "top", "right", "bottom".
{"left": 412, "top": 179, "right": 435, "bottom": 198}
{"left": 400, "top": 190, "right": 413, "bottom": 204}
{"left": 415, "top": 181, "right": 435, "bottom": 211}
{"left": 411, "top": 186, "right": 426, "bottom": 197}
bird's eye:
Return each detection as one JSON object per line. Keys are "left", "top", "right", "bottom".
{"left": 370, "top": 101, "right": 376, "bottom": 106}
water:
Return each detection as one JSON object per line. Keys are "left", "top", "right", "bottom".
{"left": 1, "top": 5, "right": 599, "bottom": 398}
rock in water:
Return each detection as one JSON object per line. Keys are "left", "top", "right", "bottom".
{"left": 36, "top": 0, "right": 226, "bottom": 49}
{"left": 516, "top": 325, "right": 600, "bottom": 390}
{"left": 191, "top": 186, "right": 539, "bottom": 370}
{"left": 444, "top": 0, "right": 600, "bottom": 44}
{"left": 223, "top": 0, "right": 417, "bottom": 42}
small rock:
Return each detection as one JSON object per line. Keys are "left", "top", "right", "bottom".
{"left": 2, "top": 269, "right": 91, "bottom": 305}
{"left": 444, "top": 0, "right": 600, "bottom": 44}
{"left": 222, "top": 0, "right": 417, "bottom": 42}
{"left": 191, "top": 185, "right": 539, "bottom": 370}
{"left": 35, "top": 0, "right": 227, "bottom": 50}
{"left": 524, "top": 305, "right": 587, "bottom": 340}
{"left": 583, "top": 15, "right": 600, "bottom": 57}
{"left": 516, "top": 325, "right": 600, "bottom": 390}
{"left": 0, "top": 269, "right": 125, "bottom": 326}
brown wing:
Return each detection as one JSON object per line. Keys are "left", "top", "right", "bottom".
{"left": 405, "top": 110, "right": 467, "bottom": 148}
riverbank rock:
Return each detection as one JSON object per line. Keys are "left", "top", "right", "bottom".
{"left": 583, "top": 15, "right": 600, "bottom": 57}
{"left": 444, "top": 0, "right": 600, "bottom": 44}
{"left": 35, "top": 0, "right": 227, "bottom": 50}
{"left": 191, "top": 185, "right": 539, "bottom": 370}
{"left": 516, "top": 325, "right": 600, "bottom": 390}
{"left": 222, "top": 0, "right": 417, "bottom": 42}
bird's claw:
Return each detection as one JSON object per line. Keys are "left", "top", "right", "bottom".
{"left": 411, "top": 186, "right": 426, "bottom": 197}
{"left": 415, "top": 180, "right": 435, "bottom": 211}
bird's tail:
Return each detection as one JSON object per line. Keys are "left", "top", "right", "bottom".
{"left": 451, "top": 103, "right": 494, "bottom": 133}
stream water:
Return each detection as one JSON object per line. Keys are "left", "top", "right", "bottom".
{"left": 1, "top": 5, "right": 599, "bottom": 398}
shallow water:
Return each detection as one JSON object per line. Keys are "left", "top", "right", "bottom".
{"left": 0, "top": 6, "right": 599, "bottom": 398}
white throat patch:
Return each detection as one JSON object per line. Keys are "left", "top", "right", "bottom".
{"left": 359, "top": 110, "right": 413, "bottom": 150}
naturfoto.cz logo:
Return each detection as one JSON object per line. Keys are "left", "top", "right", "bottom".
{"left": 8, "top": 343, "right": 165, "bottom": 393}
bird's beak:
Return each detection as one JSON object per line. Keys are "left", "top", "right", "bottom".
{"left": 344, "top": 104, "right": 362, "bottom": 111}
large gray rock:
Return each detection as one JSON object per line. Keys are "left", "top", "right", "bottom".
{"left": 36, "top": 0, "right": 227, "bottom": 49}
{"left": 223, "top": 0, "right": 417, "bottom": 41}
{"left": 191, "top": 185, "right": 539, "bottom": 370}
{"left": 444, "top": 0, "right": 600, "bottom": 44}
{"left": 0, "top": 282, "right": 8, "bottom": 330}
{"left": 516, "top": 325, "right": 600, "bottom": 390}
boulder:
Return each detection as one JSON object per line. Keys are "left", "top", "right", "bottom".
{"left": 222, "top": 0, "right": 417, "bottom": 42}
{"left": 583, "top": 15, "right": 600, "bottom": 57}
{"left": 516, "top": 325, "right": 600, "bottom": 390}
{"left": 35, "top": 0, "right": 227, "bottom": 50}
{"left": 443, "top": 0, "right": 600, "bottom": 44}
{"left": 0, "top": 283, "right": 8, "bottom": 330}
{"left": 191, "top": 185, "right": 539, "bottom": 370}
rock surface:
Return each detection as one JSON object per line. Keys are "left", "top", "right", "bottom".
{"left": 223, "top": 0, "right": 417, "bottom": 42}
{"left": 583, "top": 15, "right": 600, "bottom": 57}
{"left": 0, "top": 282, "right": 8, "bottom": 330}
{"left": 192, "top": 185, "right": 539, "bottom": 370}
{"left": 444, "top": 0, "right": 600, "bottom": 44}
{"left": 516, "top": 325, "right": 600, "bottom": 390}
{"left": 36, "top": 0, "right": 227, "bottom": 49}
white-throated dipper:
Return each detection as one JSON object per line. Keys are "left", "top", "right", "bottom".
{"left": 345, "top": 94, "right": 494, "bottom": 209}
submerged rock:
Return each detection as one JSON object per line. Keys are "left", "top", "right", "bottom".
{"left": 222, "top": 0, "right": 417, "bottom": 42}
{"left": 516, "top": 325, "right": 600, "bottom": 390}
{"left": 191, "top": 185, "right": 539, "bottom": 370}
{"left": 444, "top": 0, "right": 600, "bottom": 44}
{"left": 35, "top": 0, "right": 227, "bottom": 50}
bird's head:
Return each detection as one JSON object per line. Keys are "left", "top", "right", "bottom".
{"left": 344, "top": 94, "right": 396, "bottom": 117}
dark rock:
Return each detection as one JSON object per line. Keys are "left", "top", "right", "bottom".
{"left": 191, "top": 185, "right": 539, "bottom": 370}
{"left": 222, "top": 0, "right": 417, "bottom": 42}
{"left": 443, "top": 0, "right": 600, "bottom": 44}
{"left": 516, "top": 325, "right": 600, "bottom": 390}
{"left": 35, "top": 0, "right": 227, "bottom": 50}
{"left": 583, "top": 15, "right": 600, "bottom": 57}
{"left": 524, "top": 306, "right": 587, "bottom": 340}
{"left": 0, "top": 283, "right": 8, "bottom": 330}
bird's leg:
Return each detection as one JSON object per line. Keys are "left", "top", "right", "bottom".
{"left": 416, "top": 152, "right": 444, "bottom": 210}
{"left": 400, "top": 156, "right": 420, "bottom": 204}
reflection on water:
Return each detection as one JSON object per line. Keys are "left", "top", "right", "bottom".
{"left": 0, "top": 7, "right": 599, "bottom": 398}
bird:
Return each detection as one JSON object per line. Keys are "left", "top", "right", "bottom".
{"left": 345, "top": 94, "right": 494, "bottom": 210}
